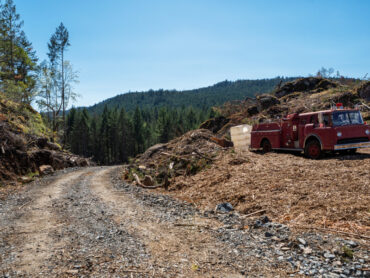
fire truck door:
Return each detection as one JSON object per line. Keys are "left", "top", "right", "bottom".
{"left": 291, "top": 119, "right": 299, "bottom": 141}
{"left": 280, "top": 120, "right": 290, "bottom": 147}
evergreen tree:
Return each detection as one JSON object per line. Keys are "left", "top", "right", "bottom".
{"left": 47, "top": 23, "right": 71, "bottom": 143}
{"left": 0, "top": 0, "right": 37, "bottom": 103}
{"left": 66, "top": 107, "right": 77, "bottom": 147}
{"left": 208, "top": 108, "right": 216, "bottom": 119}
{"left": 187, "top": 108, "right": 197, "bottom": 130}
{"left": 118, "top": 108, "right": 129, "bottom": 162}
{"left": 62, "top": 104, "right": 216, "bottom": 165}
{"left": 100, "top": 105, "right": 110, "bottom": 164}
{"left": 37, "top": 23, "right": 76, "bottom": 141}
{"left": 133, "top": 107, "right": 144, "bottom": 154}
{"left": 0, "top": 0, "right": 23, "bottom": 79}
{"left": 108, "top": 108, "right": 119, "bottom": 163}
{"left": 18, "top": 34, "right": 38, "bottom": 102}
{"left": 71, "top": 109, "right": 90, "bottom": 156}
{"left": 176, "top": 112, "right": 185, "bottom": 136}
{"left": 90, "top": 116, "right": 101, "bottom": 162}
{"left": 158, "top": 107, "right": 171, "bottom": 143}
{"left": 49, "top": 23, "right": 70, "bottom": 125}
{"left": 125, "top": 116, "right": 135, "bottom": 158}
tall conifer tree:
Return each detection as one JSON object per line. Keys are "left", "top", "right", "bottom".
{"left": 0, "top": 0, "right": 37, "bottom": 102}
{"left": 48, "top": 23, "right": 70, "bottom": 140}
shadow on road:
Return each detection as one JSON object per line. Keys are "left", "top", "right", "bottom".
{"left": 255, "top": 149, "right": 370, "bottom": 161}
{"left": 323, "top": 151, "right": 370, "bottom": 161}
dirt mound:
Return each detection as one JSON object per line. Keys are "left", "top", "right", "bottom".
{"left": 157, "top": 149, "right": 370, "bottom": 237}
{"left": 124, "top": 77, "right": 370, "bottom": 238}
{"left": 124, "top": 122, "right": 370, "bottom": 238}
{"left": 123, "top": 129, "right": 228, "bottom": 188}
{"left": 356, "top": 81, "right": 370, "bottom": 101}
{"left": 256, "top": 94, "right": 280, "bottom": 111}
{"left": 274, "top": 77, "right": 337, "bottom": 98}
{"left": 199, "top": 116, "right": 229, "bottom": 133}
{"left": 0, "top": 97, "right": 91, "bottom": 185}
{"left": 0, "top": 121, "right": 90, "bottom": 184}
{"left": 208, "top": 77, "right": 370, "bottom": 134}
{"left": 0, "top": 95, "right": 49, "bottom": 137}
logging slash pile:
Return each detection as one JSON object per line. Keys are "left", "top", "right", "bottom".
{"left": 123, "top": 129, "right": 229, "bottom": 189}
{"left": 123, "top": 77, "right": 370, "bottom": 237}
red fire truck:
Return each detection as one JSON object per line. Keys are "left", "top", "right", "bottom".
{"left": 250, "top": 104, "right": 370, "bottom": 159}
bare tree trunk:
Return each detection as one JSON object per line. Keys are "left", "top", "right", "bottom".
{"left": 47, "top": 91, "right": 51, "bottom": 124}
{"left": 52, "top": 111, "right": 56, "bottom": 142}
{"left": 9, "top": 20, "right": 13, "bottom": 77}
{"left": 61, "top": 49, "right": 66, "bottom": 148}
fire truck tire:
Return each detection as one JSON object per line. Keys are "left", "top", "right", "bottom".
{"left": 304, "top": 140, "right": 321, "bottom": 159}
{"left": 261, "top": 139, "right": 272, "bottom": 153}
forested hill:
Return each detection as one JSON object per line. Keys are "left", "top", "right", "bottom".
{"left": 86, "top": 77, "right": 297, "bottom": 114}
{"left": 63, "top": 77, "right": 297, "bottom": 164}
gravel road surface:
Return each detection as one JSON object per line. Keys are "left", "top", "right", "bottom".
{"left": 0, "top": 167, "right": 368, "bottom": 277}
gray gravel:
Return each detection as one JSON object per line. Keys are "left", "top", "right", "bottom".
{"left": 112, "top": 168, "right": 369, "bottom": 277}
{"left": 0, "top": 166, "right": 368, "bottom": 277}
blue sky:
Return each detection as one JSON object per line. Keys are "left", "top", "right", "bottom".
{"left": 15, "top": 0, "right": 370, "bottom": 107}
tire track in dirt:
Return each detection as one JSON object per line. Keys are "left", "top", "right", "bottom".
{"left": 45, "top": 167, "right": 149, "bottom": 277}
{"left": 1, "top": 166, "right": 294, "bottom": 277}
{"left": 4, "top": 169, "right": 89, "bottom": 275}
{"left": 1, "top": 166, "right": 368, "bottom": 277}
{"left": 90, "top": 166, "right": 244, "bottom": 278}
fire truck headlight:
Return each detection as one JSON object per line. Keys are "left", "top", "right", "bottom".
{"left": 366, "top": 129, "right": 370, "bottom": 135}
{"left": 337, "top": 131, "right": 342, "bottom": 137}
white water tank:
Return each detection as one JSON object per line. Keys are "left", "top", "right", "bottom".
{"left": 230, "top": 124, "right": 252, "bottom": 152}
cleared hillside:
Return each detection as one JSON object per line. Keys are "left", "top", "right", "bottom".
{"left": 0, "top": 95, "right": 90, "bottom": 186}
{"left": 124, "top": 77, "right": 370, "bottom": 237}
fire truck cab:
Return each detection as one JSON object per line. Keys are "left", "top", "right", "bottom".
{"left": 250, "top": 104, "right": 370, "bottom": 158}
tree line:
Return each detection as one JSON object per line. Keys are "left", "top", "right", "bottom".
{"left": 5, "top": 0, "right": 360, "bottom": 166}
{"left": 88, "top": 77, "right": 297, "bottom": 115}
{"left": 65, "top": 105, "right": 212, "bottom": 164}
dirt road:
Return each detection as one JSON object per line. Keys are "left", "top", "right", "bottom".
{"left": 0, "top": 167, "right": 368, "bottom": 277}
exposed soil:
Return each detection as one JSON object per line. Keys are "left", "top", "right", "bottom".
{"left": 1, "top": 166, "right": 369, "bottom": 277}
{"left": 123, "top": 126, "right": 370, "bottom": 239}
{"left": 213, "top": 78, "right": 370, "bottom": 130}
{"left": 0, "top": 96, "right": 90, "bottom": 185}
{"left": 123, "top": 77, "right": 370, "bottom": 243}
{"left": 161, "top": 148, "right": 370, "bottom": 237}
{"left": 0, "top": 167, "right": 277, "bottom": 277}
{"left": 0, "top": 121, "right": 91, "bottom": 185}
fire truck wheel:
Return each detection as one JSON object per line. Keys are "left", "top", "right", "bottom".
{"left": 261, "top": 139, "right": 272, "bottom": 153}
{"left": 304, "top": 140, "right": 321, "bottom": 159}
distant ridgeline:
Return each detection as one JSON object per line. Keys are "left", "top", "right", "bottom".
{"left": 86, "top": 77, "right": 297, "bottom": 114}
{"left": 65, "top": 77, "right": 297, "bottom": 164}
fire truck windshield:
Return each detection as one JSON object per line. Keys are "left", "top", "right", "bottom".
{"left": 332, "top": 111, "right": 363, "bottom": 126}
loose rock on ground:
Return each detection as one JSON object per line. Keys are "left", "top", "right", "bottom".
{"left": 0, "top": 166, "right": 368, "bottom": 277}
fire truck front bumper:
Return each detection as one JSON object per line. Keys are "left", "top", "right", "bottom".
{"left": 334, "top": 141, "right": 370, "bottom": 150}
